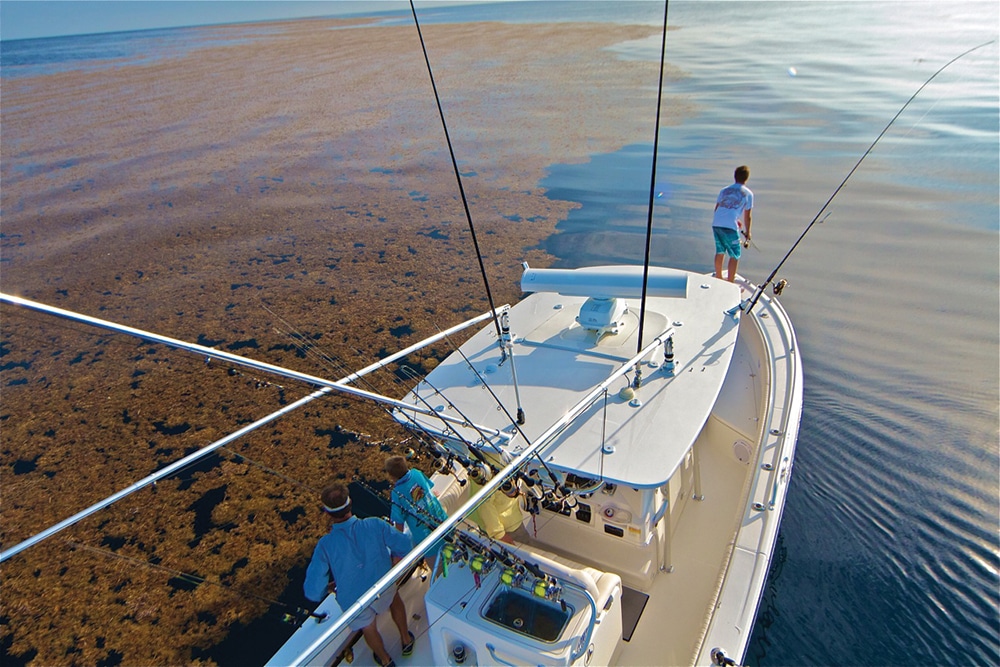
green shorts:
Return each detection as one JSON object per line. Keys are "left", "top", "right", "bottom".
{"left": 713, "top": 227, "right": 742, "bottom": 259}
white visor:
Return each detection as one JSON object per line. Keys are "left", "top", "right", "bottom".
{"left": 322, "top": 497, "right": 351, "bottom": 513}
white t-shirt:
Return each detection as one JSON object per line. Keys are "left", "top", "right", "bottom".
{"left": 712, "top": 183, "right": 753, "bottom": 231}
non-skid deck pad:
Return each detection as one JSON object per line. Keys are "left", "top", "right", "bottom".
{"left": 620, "top": 586, "right": 649, "bottom": 642}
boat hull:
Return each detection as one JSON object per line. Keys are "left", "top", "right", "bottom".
{"left": 270, "top": 270, "right": 803, "bottom": 667}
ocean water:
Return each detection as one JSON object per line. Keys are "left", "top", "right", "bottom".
{"left": 2, "top": 2, "right": 997, "bottom": 666}
{"left": 533, "top": 3, "right": 1000, "bottom": 666}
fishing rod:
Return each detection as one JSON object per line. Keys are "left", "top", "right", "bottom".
{"left": 744, "top": 39, "right": 996, "bottom": 313}
{"left": 263, "top": 305, "right": 467, "bottom": 454}
{"left": 407, "top": 0, "right": 505, "bottom": 355}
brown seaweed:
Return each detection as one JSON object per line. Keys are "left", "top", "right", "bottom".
{"left": 0, "top": 16, "right": 681, "bottom": 665}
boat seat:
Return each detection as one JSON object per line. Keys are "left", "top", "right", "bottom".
{"left": 507, "top": 541, "right": 622, "bottom": 611}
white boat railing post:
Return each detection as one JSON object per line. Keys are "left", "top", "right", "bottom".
{"left": 655, "top": 499, "right": 674, "bottom": 573}
{"left": 693, "top": 445, "right": 705, "bottom": 501}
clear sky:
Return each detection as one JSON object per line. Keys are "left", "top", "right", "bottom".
{"left": 0, "top": 1, "right": 466, "bottom": 41}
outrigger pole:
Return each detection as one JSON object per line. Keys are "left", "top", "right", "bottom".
{"left": 0, "top": 386, "right": 332, "bottom": 564}
{"left": 0, "top": 293, "right": 508, "bottom": 563}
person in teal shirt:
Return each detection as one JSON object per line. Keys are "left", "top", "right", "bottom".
{"left": 385, "top": 456, "right": 448, "bottom": 562}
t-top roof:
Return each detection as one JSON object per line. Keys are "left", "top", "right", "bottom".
{"left": 403, "top": 272, "right": 743, "bottom": 488}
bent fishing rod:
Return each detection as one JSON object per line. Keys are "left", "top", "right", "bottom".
{"left": 744, "top": 39, "right": 996, "bottom": 313}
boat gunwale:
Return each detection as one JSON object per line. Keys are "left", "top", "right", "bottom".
{"left": 694, "top": 284, "right": 804, "bottom": 666}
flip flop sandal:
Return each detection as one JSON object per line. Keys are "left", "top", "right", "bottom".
{"left": 374, "top": 653, "right": 396, "bottom": 667}
{"left": 401, "top": 631, "right": 415, "bottom": 657}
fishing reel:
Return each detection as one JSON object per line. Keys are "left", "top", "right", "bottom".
{"left": 531, "top": 575, "right": 563, "bottom": 605}
{"left": 518, "top": 475, "right": 544, "bottom": 500}
{"left": 282, "top": 608, "right": 327, "bottom": 625}
{"left": 773, "top": 279, "right": 788, "bottom": 296}
{"left": 500, "top": 563, "right": 528, "bottom": 589}
{"left": 468, "top": 462, "right": 493, "bottom": 484}
{"left": 433, "top": 455, "right": 453, "bottom": 474}
{"left": 441, "top": 542, "right": 468, "bottom": 565}
{"left": 469, "top": 553, "right": 494, "bottom": 577}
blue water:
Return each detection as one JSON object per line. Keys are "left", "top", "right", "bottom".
{"left": 536, "top": 4, "right": 1000, "bottom": 666}
{"left": 531, "top": 3, "right": 1000, "bottom": 666}
{"left": 0, "top": 23, "right": 287, "bottom": 79}
{"left": 2, "top": 2, "right": 997, "bottom": 666}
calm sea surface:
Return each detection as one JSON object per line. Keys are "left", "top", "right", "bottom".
{"left": 2, "top": 2, "right": 997, "bottom": 665}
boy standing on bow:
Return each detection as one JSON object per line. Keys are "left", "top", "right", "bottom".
{"left": 712, "top": 165, "right": 753, "bottom": 282}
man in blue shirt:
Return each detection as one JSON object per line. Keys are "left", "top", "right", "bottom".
{"left": 712, "top": 165, "right": 754, "bottom": 282}
{"left": 304, "top": 482, "right": 415, "bottom": 667}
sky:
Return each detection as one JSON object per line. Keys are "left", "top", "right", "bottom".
{"left": 0, "top": 0, "right": 468, "bottom": 41}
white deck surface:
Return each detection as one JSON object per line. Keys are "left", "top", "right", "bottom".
{"left": 406, "top": 277, "right": 743, "bottom": 488}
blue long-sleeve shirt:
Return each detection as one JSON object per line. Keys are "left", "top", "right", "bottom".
{"left": 303, "top": 515, "right": 412, "bottom": 605}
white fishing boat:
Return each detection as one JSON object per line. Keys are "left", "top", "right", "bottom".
{"left": 3, "top": 1, "right": 989, "bottom": 664}
{"left": 267, "top": 262, "right": 802, "bottom": 667}
{"left": 266, "top": 1, "right": 803, "bottom": 664}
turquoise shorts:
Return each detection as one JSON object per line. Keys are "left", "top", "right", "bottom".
{"left": 713, "top": 227, "right": 742, "bottom": 259}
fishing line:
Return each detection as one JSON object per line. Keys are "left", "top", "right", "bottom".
{"left": 262, "top": 303, "right": 493, "bottom": 502}
{"left": 398, "top": 365, "right": 505, "bottom": 459}
{"left": 262, "top": 304, "right": 436, "bottom": 449}
{"left": 277, "top": 306, "right": 518, "bottom": 478}
{"left": 408, "top": 0, "right": 504, "bottom": 347}
{"left": 64, "top": 538, "right": 328, "bottom": 622}
{"left": 262, "top": 301, "right": 455, "bottom": 457}
{"left": 220, "top": 446, "right": 319, "bottom": 493}
{"left": 745, "top": 39, "right": 996, "bottom": 313}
